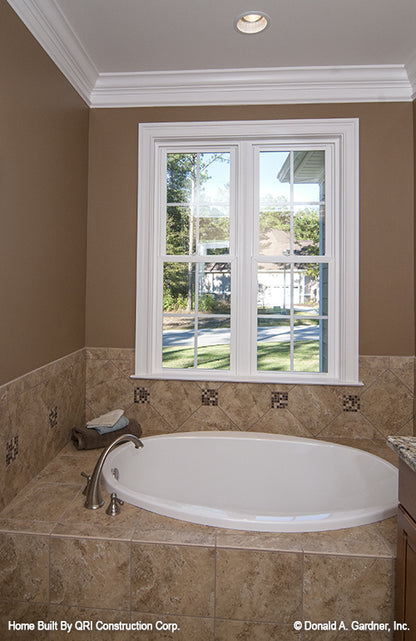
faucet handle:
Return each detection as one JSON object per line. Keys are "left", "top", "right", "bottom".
{"left": 81, "top": 471, "right": 92, "bottom": 496}
{"left": 106, "top": 493, "right": 124, "bottom": 516}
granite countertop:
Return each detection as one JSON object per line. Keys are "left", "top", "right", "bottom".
{"left": 388, "top": 436, "right": 416, "bottom": 473}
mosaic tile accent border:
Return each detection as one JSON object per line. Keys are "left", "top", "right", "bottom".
{"left": 343, "top": 394, "right": 360, "bottom": 412}
{"left": 134, "top": 387, "right": 150, "bottom": 404}
{"left": 202, "top": 389, "right": 218, "bottom": 406}
{"left": 271, "top": 391, "right": 289, "bottom": 409}
{"left": 5, "top": 436, "right": 18, "bottom": 466}
{"left": 49, "top": 406, "right": 58, "bottom": 428}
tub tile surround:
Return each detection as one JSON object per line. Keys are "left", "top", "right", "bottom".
{"left": 0, "top": 349, "right": 85, "bottom": 511}
{"left": 0, "top": 443, "right": 396, "bottom": 640}
{"left": 86, "top": 349, "right": 414, "bottom": 459}
{"left": 0, "top": 347, "right": 413, "bottom": 639}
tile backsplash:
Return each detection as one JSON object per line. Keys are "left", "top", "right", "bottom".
{"left": 86, "top": 348, "right": 414, "bottom": 442}
{"left": 0, "top": 347, "right": 414, "bottom": 510}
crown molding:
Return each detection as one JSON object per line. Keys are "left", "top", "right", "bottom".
{"left": 7, "top": 0, "right": 416, "bottom": 107}
{"left": 7, "top": 0, "right": 98, "bottom": 104}
{"left": 91, "top": 65, "right": 413, "bottom": 108}
{"left": 405, "top": 52, "right": 416, "bottom": 100}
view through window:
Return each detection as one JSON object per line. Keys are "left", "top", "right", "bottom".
{"left": 162, "top": 150, "right": 327, "bottom": 373}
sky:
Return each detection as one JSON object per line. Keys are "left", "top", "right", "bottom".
{"left": 195, "top": 151, "right": 322, "bottom": 204}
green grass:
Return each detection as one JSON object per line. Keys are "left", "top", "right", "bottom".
{"left": 257, "top": 341, "right": 320, "bottom": 372}
{"left": 162, "top": 341, "right": 320, "bottom": 371}
{"left": 162, "top": 344, "right": 231, "bottom": 370}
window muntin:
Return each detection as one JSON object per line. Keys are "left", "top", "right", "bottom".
{"left": 136, "top": 120, "right": 359, "bottom": 385}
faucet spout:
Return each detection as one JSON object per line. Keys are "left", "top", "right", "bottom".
{"left": 84, "top": 433, "right": 143, "bottom": 510}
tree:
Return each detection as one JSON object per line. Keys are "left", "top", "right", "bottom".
{"left": 164, "top": 152, "right": 229, "bottom": 312}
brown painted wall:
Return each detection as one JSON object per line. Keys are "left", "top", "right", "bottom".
{"left": 414, "top": 99, "right": 416, "bottom": 353}
{"left": 0, "top": 2, "right": 89, "bottom": 385}
{"left": 86, "top": 103, "right": 414, "bottom": 355}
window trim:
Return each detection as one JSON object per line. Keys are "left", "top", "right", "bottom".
{"left": 135, "top": 119, "right": 359, "bottom": 385}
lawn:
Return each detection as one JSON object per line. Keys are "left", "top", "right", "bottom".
{"left": 162, "top": 340, "right": 320, "bottom": 371}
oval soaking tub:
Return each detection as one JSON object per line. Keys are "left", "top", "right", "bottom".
{"left": 102, "top": 431, "right": 398, "bottom": 532}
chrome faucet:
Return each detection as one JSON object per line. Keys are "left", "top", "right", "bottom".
{"left": 84, "top": 433, "right": 143, "bottom": 510}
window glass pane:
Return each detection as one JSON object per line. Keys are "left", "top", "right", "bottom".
{"left": 259, "top": 150, "right": 326, "bottom": 258}
{"left": 259, "top": 207, "right": 291, "bottom": 257}
{"left": 163, "top": 262, "right": 231, "bottom": 370}
{"left": 197, "top": 317, "right": 231, "bottom": 369}
{"left": 257, "top": 318, "right": 291, "bottom": 371}
{"left": 167, "top": 153, "right": 195, "bottom": 203}
{"left": 162, "top": 317, "right": 195, "bottom": 369}
{"left": 293, "top": 205, "right": 325, "bottom": 256}
{"left": 196, "top": 206, "right": 230, "bottom": 255}
{"left": 259, "top": 151, "right": 291, "bottom": 204}
{"left": 293, "top": 319, "right": 327, "bottom": 373}
{"left": 258, "top": 263, "right": 291, "bottom": 315}
{"left": 166, "top": 206, "right": 192, "bottom": 255}
{"left": 293, "top": 150, "right": 325, "bottom": 203}
{"left": 294, "top": 263, "right": 325, "bottom": 315}
{"left": 319, "top": 263, "right": 329, "bottom": 316}
{"left": 257, "top": 262, "right": 328, "bottom": 373}
{"left": 166, "top": 153, "right": 230, "bottom": 256}
{"left": 198, "top": 262, "right": 231, "bottom": 315}
{"left": 163, "top": 263, "right": 195, "bottom": 312}
{"left": 257, "top": 263, "right": 327, "bottom": 316}
{"left": 198, "top": 153, "right": 230, "bottom": 204}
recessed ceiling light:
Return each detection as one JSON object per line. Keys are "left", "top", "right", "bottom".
{"left": 234, "top": 11, "right": 271, "bottom": 34}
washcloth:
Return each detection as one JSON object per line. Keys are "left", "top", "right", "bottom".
{"left": 92, "top": 415, "right": 129, "bottom": 435}
{"left": 86, "top": 409, "right": 124, "bottom": 429}
{"left": 71, "top": 418, "right": 142, "bottom": 450}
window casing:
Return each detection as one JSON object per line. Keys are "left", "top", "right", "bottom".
{"left": 135, "top": 119, "right": 359, "bottom": 385}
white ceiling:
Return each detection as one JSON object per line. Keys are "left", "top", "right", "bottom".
{"left": 8, "top": 0, "right": 416, "bottom": 107}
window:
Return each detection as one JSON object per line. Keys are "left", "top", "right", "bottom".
{"left": 135, "top": 119, "right": 359, "bottom": 384}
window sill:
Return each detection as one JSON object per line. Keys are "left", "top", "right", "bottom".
{"left": 131, "top": 372, "right": 363, "bottom": 386}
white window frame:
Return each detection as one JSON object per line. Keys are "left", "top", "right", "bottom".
{"left": 135, "top": 119, "right": 359, "bottom": 385}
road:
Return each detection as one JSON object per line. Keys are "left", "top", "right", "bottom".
{"left": 163, "top": 324, "right": 319, "bottom": 347}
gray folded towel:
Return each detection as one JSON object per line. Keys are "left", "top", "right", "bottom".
{"left": 91, "top": 415, "right": 130, "bottom": 435}
{"left": 71, "top": 418, "right": 142, "bottom": 450}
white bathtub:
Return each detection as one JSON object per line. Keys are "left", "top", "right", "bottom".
{"left": 102, "top": 431, "right": 398, "bottom": 532}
